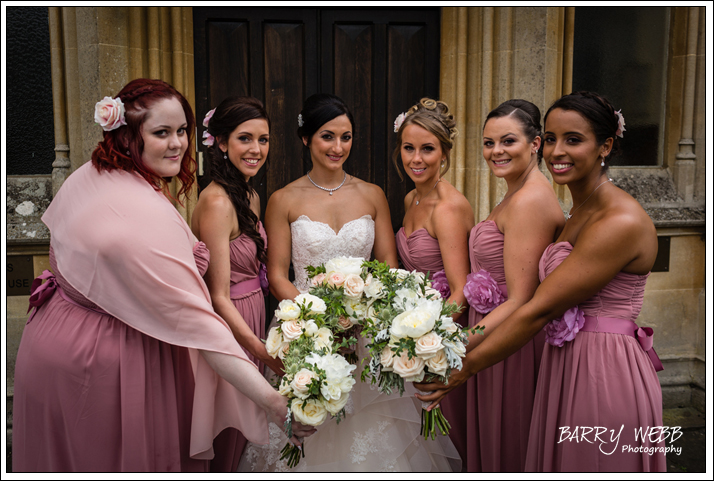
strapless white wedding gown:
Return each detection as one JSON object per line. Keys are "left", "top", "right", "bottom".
{"left": 238, "top": 215, "right": 461, "bottom": 472}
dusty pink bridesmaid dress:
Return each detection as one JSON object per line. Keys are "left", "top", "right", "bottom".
{"left": 465, "top": 220, "right": 546, "bottom": 472}
{"left": 210, "top": 222, "right": 268, "bottom": 472}
{"left": 396, "top": 226, "right": 470, "bottom": 470}
{"left": 525, "top": 242, "right": 665, "bottom": 472}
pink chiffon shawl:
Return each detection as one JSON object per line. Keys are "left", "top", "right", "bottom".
{"left": 41, "top": 163, "right": 269, "bottom": 459}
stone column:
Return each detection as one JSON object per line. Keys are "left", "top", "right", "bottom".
{"left": 440, "top": 7, "right": 574, "bottom": 222}
{"left": 47, "top": 7, "right": 196, "bottom": 222}
{"left": 672, "top": 6, "right": 700, "bottom": 203}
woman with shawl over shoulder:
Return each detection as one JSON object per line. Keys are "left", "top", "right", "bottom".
{"left": 392, "top": 98, "right": 474, "bottom": 467}
{"left": 191, "top": 97, "right": 285, "bottom": 471}
{"left": 12, "top": 79, "right": 314, "bottom": 472}
{"left": 417, "top": 91, "right": 664, "bottom": 472}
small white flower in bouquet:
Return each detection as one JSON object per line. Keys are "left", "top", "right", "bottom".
{"left": 266, "top": 291, "right": 357, "bottom": 467}
{"left": 359, "top": 260, "right": 484, "bottom": 440}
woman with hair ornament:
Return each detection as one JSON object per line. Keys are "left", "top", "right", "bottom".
{"left": 13, "top": 79, "right": 315, "bottom": 472}
{"left": 416, "top": 91, "right": 664, "bottom": 472}
{"left": 191, "top": 96, "right": 285, "bottom": 471}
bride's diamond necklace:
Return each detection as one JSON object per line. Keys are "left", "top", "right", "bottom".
{"left": 307, "top": 170, "right": 347, "bottom": 195}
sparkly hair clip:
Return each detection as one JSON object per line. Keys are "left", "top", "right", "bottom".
{"left": 298, "top": 113, "right": 304, "bottom": 127}
{"left": 615, "top": 109, "right": 626, "bottom": 138}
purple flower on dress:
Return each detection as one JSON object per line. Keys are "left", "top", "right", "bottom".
{"left": 545, "top": 306, "right": 585, "bottom": 347}
{"left": 430, "top": 269, "right": 451, "bottom": 299}
{"left": 259, "top": 262, "right": 270, "bottom": 297}
{"left": 463, "top": 269, "right": 505, "bottom": 314}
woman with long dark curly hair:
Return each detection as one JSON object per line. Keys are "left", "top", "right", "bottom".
{"left": 191, "top": 96, "right": 284, "bottom": 471}
{"left": 13, "top": 79, "right": 314, "bottom": 472}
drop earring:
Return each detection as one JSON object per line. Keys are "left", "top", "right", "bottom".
{"left": 600, "top": 156, "right": 605, "bottom": 167}
{"left": 224, "top": 152, "right": 228, "bottom": 160}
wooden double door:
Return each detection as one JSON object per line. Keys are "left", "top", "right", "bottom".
{"left": 193, "top": 7, "right": 441, "bottom": 230}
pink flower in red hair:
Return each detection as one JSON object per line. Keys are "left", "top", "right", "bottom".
{"left": 544, "top": 306, "right": 585, "bottom": 347}
{"left": 94, "top": 96, "right": 126, "bottom": 131}
{"left": 463, "top": 269, "right": 505, "bottom": 314}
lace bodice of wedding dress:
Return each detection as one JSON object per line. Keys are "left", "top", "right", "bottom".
{"left": 290, "top": 214, "right": 375, "bottom": 292}
{"left": 238, "top": 215, "right": 461, "bottom": 472}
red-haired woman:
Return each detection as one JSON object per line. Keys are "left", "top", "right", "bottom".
{"left": 13, "top": 79, "right": 314, "bottom": 472}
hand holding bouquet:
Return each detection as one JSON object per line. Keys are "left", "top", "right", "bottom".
{"left": 359, "top": 261, "right": 484, "bottom": 439}
{"left": 266, "top": 292, "right": 357, "bottom": 467}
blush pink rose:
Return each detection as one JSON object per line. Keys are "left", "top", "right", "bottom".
{"left": 430, "top": 270, "right": 451, "bottom": 299}
{"left": 392, "top": 351, "right": 426, "bottom": 382}
{"left": 94, "top": 96, "right": 127, "bottom": 131}
{"left": 327, "top": 272, "right": 345, "bottom": 287}
{"left": 311, "top": 272, "right": 327, "bottom": 286}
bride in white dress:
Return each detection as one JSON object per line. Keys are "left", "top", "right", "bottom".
{"left": 238, "top": 94, "right": 461, "bottom": 472}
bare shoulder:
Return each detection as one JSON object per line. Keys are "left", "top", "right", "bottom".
{"left": 197, "top": 184, "right": 234, "bottom": 215}
{"left": 433, "top": 182, "right": 475, "bottom": 229}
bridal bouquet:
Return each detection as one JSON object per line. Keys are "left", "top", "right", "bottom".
{"left": 358, "top": 261, "right": 483, "bottom": 440}
{"left": 266, "top": 293, "right": 357, "bottom": 467}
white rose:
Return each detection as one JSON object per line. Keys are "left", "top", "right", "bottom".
{"left": 363, "top": 277, "right": 385, "bottom": 299}
{"left": 392, "top": 351, "right": 426, "bottom": 382}
{"left": 323, "top": 391, "right": 350, "bottom": 415}
{"left": 265, "top": 327, "right": 285, "bottom": 358}
{"left": 277, "top": 341, "right": 290, "bottom": 360}
{"left": 325, "top": 257, "right": 364, "bottom": 276}
{"left": 278, "top": 377, "right": 292, "bottom": 396}
{"left": 337, "top": 375, "right": 356, "bottom": 393}
{"left": 304, "top": 319, "right": 318, "bottom": 337}
{"left": 295, "top": 293, "right": 327, "bottom": 314}
{"left": 390, "top": 268, "right": 411, "bottom": 281}
{"left": 313, "top": 327, "right": 333, "bottom": 352}
{"left": 280, "top": 319, "right": 305, "bottom": 341}
{"left": 425, "top": 349, "right": 448, "bottom": 377}
{"left": 343, "top": 274, "right": 365, "bottom": 298}
{"left": 439, "top": 316, "right": 457, "bottom": 334}
{"left": 380, "top": 346, "right": 396, "bottom": 371}
{"left": 390, "top": 299, "right": 442, "bottom": 338}
{"left": 423, "top": 287, "right": 442, "bottom": 299}
{"left": 414, "top": 332, "right": 443, "bottom": 360}
{"left": 344, "top": 297, "right": 368, "bottom": 320}
{"left": 291, "top": 398, "right": 328, "bottom": 426}
{"left": 290, "top": 368, "right": 318, "bottom": 399}
{"left": 275, "top": 299, "right": 301, "bottom": 321}
{"left": 320, "top": 379, "right": 343, "bottom": 401}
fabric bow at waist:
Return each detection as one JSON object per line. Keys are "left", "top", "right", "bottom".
{"left": 27, "top": 270, "right": 110, "bottom": 323}
{"left": 230, "top": 277, "right": 261, "bottom": 299}
{"left": 580, "top": 315, "right": 664, "bottom": 372}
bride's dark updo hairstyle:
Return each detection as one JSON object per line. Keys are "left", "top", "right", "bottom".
{"left": 484, "top": 99, "right": 543, "bottom": 163}
{"left": 204, "top": 96, "right": 269, "bottom": 263}
{"left": 392, "top": 98, "right": 458, "bottom": 180}
{"left": 297, "top": 93, "right": 355, "bottom": 162}
{"left": 544, "top": 91, "right": 621, "bottom": 173}
{"left": 91, "top": 78, "right": 196, "bottom": 201}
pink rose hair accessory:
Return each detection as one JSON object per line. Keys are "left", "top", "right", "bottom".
{"left": 393, "top": 112, "right": 407, "bottom": 133}
{"left": 202, "top": 130, "right": 215, "bottom": 147}
{"left": 463, "top": 269, "right": 505, "bottom": 314}
{"left": 430, "top": 270, "right": 451, "bottom": 299}
{"left": 544, "top": 305, "right": 585, "bottom": 347}
{"left": 202, "top": 108, "right": 215, "bottom": 128}
{"left": 94, "top": 96, "right": 127, "bottom": 131}
{"left": 615, "top": 109, "right": 626, "bottom": 138}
